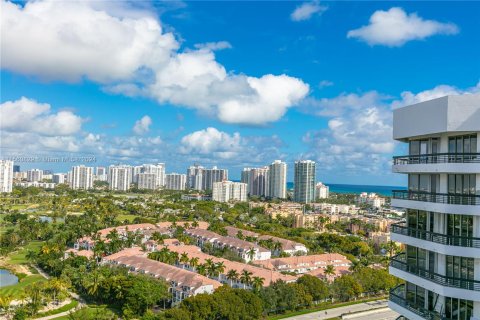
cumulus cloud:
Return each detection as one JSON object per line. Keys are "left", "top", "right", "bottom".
{"left": 392, "top": 81, "right": 480, "bottom": 108}
{"left": 1, "top": 0, "right": 309, "bottom": 125}
{"left": 347, "top": 7, "right": 459, "bottom": 47}
{"left": 0, "top": 97, "right": 83, "bottom": 136}
{"left": 133, "top": 115, "right": 152, "bottom": 135}
{"left": 179, "top": 127, "right": 285, "bottom": 164}
{"left": 290, "top": 1, "right": 327, "bottom": 21}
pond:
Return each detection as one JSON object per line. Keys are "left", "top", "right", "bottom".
{"left": 0, "top": 269, "right": 18, "bottom": 287}
{"left": 39, "top": 215, "right": 65, "bottom": 223}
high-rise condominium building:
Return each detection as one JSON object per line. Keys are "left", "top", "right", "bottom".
{"left": 143, "top": 163, "right": 165, "bottom": 189}
{"left": 202, "top": 166, "right": 228, "bottom": 191}
{"left": 52, "top": 173, "right": 67, "bottom": 184}
{"left": 294, "top": 160, "right": 316, "bottom": 203}
{"left": 388, "top": 95, "right": 480, "bottom": 320}
{"left": 187, "top": 164, "right": 204, "bottom": 190}
{"left": 212, "top": 181, "right": 248, "bottom": 203}
{"left": 137, "top": 173, "right": 157, "bottom": 190}
{"left": 27, "top": 169, "right": 43, "bottom": 182}
{"left": 95, "top": 167, "right": 108, "bottom": 182}
{"left": 108, "top": 165, "right": 132, "bottom": 191}
{"left": 131, "top": 165, "right": 143, "bottom": 183}
{"left": 247, "top": 167, "right": 270, "bottom": 197}
{"left": 0, "top": 160, "right": 14, "bottom": 193}
{"left": 165, "top": 173, "right": 187, "bottom": 191}
{"left": 70, "top": 165, "right": 93, "bottom": 190}
{"left": 186, "top": 165, "right": 227, "bottom": 191}
{"left": 241, "top": 168, "right": 251, "bottom": 186}
{"left": 269, "top": 160, "right": 287, "bottom": 199}
{"left": 316, "top": 182, "right": 329, "bottom": 199}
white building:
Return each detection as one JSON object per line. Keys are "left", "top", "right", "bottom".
{"left": 187, "top": 164, "right": 204, "bottom": 190}
{"left": 165, "top": 173, "right": 187, "bottom": 191}
{"left": 143, "top": 163, "right": 165, "bottom": 189}
{"left": 388, "top": 95, "right": 480, "bottom": 320}
{"left": 244, "top": 167, "right": 269, "bottom": 197}
{"left": 186, "top": 165, "right": 227, "bottom": 191}
{"left": 356, "top": 192, "right": 385, "bottom": 208}
{"left": 269, "top": 160, "right": 287, "bottom": 199}
{"left": 27, "top": 169, "right": 43, "bottom": 182}
{"left": 16, "top": 181, "right": 56, "bottom": 189}
{"left": 315, "top": 182, "right": 329, "bottom": 199}
{"left": 70, "top": 166, "right": 93, "bottom": 190}
{"left": 95, "top": 167, "right": 108, "bottom": 181}
{"left": 137, "top": 173, "right": 157, "bottom": 190}
{"left": 294, "top": 160, "right": 316, "bottom": 203}
{"left": 52, "top": 173, "right": 67, "bottom": 184}
{"left": 108, "top": 165, "right": 132, "bottom": 191}
{"left": 131, "top": 166, "right": 143, "bottom": 184}
{"left": 212, "top": 181, "right": 248, "bottom": 202}
{"left": 0, "top": 160, "right": 13, "bottom": 193}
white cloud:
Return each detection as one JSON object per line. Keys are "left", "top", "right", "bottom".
{"left": 301, "top": 91, "right": 388, "bottom": 117}
{"left": 1, "top": 0, "right": 309, "bottom": 125}
{"left": 290, "top": 1, "right": 327, "bottom": 22}
{"left": 180, "top": 127, "right": 242, "bottom": 157}
{"left": 392, "top": 81, "right": 480, "bottom": 108}
{"left": 347, "top": 7, "right": 459, "bottom": 47}
{"left": 133, "top": 115, "right": 152, "bottom": 135}
{"left": 194, "top": 41, "right": 232, "bottom": 51}
{"left": 0, "top": 97, "right": 83, "bottom": 136}
{"left": 318, "top": 80, "right": 334, "bottom": 88}
{"left": 179, "top": 127, "right": 284, "bottom": 163}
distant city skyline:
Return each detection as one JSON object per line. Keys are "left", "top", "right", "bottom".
{"left": 2, "top": 1, "right": 479, "bottom": 185}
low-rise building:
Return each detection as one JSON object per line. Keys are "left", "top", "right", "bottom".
{"left": 355, "top": 192, "right": 386, "bottom": 208}
{"left": 253, "top": 253, "right": 351, "bottom": 274}
{"left": 165, "top": 244, "right": 297, "bottom": 288}
{"left": 184, "top": 228, "right": 271, "bottom": 262}
{"left": 102, "top": 248, "right": 222, "bottom": 304}
{"left": 15, "top": 181, "right": 56, "bottom": 189}
{"left": 224, "top": 226, "right": 308, "bottom": 255}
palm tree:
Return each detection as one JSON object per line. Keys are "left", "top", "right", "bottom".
{"left": 240, "top": 270, "right": 253, "bottom": 288}
{"left": 192, "top": 221, "right": 199, "bottom": 228}
{"left": 246, "top": 247, "right": 256, "bottom": 262}
{"left": 197, "top": 264, "right": 207, "bottom": 276}
{"left": 184, "top": 222, "right": 190, "bottom": 230}
{"left": 205, "top": 259, "right": 216, "bottom": 277}
{"left": 190, "top": 257, "right": 199, "bottom": 271}
{"left": 215, "top": 262, "right": 226, "bottom": 277}
{"left": 226, "top": 269, "right": 239, "bottom": 287}
{"left": 251, "top": 276, "right": 264, "bottom": 291}
{"left": 0, "top": 294, "right": 13, "bottom": 317}
{"left": 349, "top": 260, "right": 363, "bottom": 273}
{"left": 324, "top": 265, "right": 336, "bottom": 277}
{"left": 180, "top": 253, "right": 190, "bottom": 267}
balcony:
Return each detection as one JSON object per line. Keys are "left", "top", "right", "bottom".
{"left": 390, "top": 254, "right": 480, "bottom": 292}
{"left": 391, "top": 191, "right": 480, "bottom": 215}
{"left": 393, "top": 153, "right": 480, "bottom": 165}
{"left": 392, "top": 153, "right": 480, "bottom": 174}
{"left": 389, "top": 284, "right": 446, "bottom": 320}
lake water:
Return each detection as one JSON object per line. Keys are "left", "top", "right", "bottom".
{"left": 0, "top": 269, "right": 18, "bottom": 287}
{"left": 39, "top": 215, "right": 65, "bottom": 223}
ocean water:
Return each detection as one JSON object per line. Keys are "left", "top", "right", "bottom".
{"left": 286, "top": 182, "right": 406, "bottom": 197}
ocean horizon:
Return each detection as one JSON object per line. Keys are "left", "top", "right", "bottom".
{"left": 286, "top": 182, "right": 407, "bottom": 197}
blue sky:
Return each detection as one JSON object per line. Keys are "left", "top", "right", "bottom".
{"left": 1, "top": 0, "right": 479, "bottom": 186}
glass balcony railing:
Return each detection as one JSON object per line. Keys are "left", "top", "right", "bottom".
{"left": 390, "top": 284, "right": 447, "bottom": 320}
{"left": 390, "top": 254, "right": 480, "bottom": 291}
{"left": 392, "top": 190, "right": 480, "bottom": 206}
{"left": 390, "top": 223, "right": 480, "bottom": 248}
{"left": 393, "top": 153, "right": 480, "bottom": 165}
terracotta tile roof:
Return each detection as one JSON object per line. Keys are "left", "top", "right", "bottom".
{"left": 109, "top": 254, "right": 222, "bottom": 291}
{"left": 166, "top": 245, "right": 297, "bottom": 286}
{"left": 224, "top": 226, "right": 306, "bottom": 252}
{"left": 253, "top": 253, "right": 351, "bottom": 271}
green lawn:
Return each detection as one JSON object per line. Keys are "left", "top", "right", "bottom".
{"left": 116, "top": 214, "right": 137, "bottom": 223}
{"left": 33, "top": 300, "right": 79, "bottom": 318}
{"left": 0, "top": 274, "right": 46, "bottom": 298}
{"left": 55, "top": 305, "right": 117, "bottom": 320}
{"left": 7, "top": 241, "right": 44, "bottom": 265}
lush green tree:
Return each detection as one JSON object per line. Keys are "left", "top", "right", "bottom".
{"left": 331, "top": 275, "right": 362, "bottom": 302}
{"left": 296, "top": 275, "right": 329, "bottom": 302}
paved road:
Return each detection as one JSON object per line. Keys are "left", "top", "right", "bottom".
{"left": 283, "top": 300, "right": 395, "bottom": 320}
